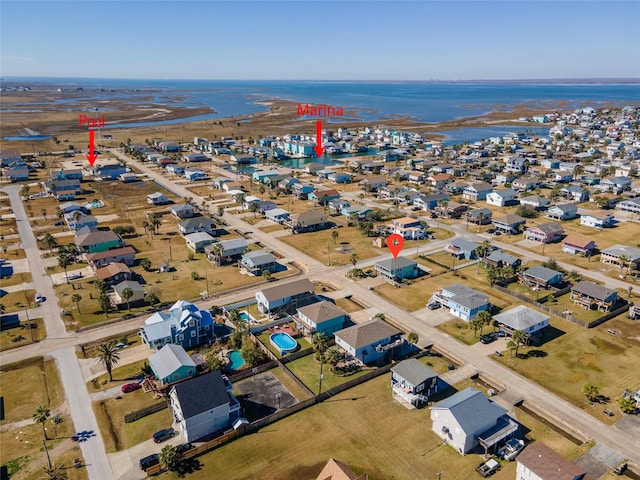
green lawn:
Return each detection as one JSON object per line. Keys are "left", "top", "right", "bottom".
{"left": 173, "top": 373, "right": 519, "bottom": 480}
{"left": 88, "top": 359, "right": 149, "bottom": 392}
{"left": 334, "top": 296, "right": 365, "bottom": 313}
{"left": 437, "top": 318, "right": 483, "bottom": 346}
{"left": 285, "top": 354, "right": 370, "bottom": 395}
{"left": 492, "top": 314, "right": 640, "bottom": 424}
{"left": 255, "top": 330, "right": 311, "bottom": 359}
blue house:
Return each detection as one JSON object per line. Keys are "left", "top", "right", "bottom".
{"left": 463, "top": 182, "right": 493, "bottom": 201}
{"left": 374, "top": 257, "right": 419, "bottom": 283}
{"left": 294, "top": 301, "right": 347, "bottom": 336}
{"left": 93, "top": 163, "right": 127, "bottom": 180}
{"left": 334, "top": 319, "right": 403, "bottom": 365}
{"left": 149, "top": 344, "right": 197, "bottom": 386}
{"left": 328, "top": 171, "right": 351, "bottom": 184}
{"left": 413, "top": 193, "right": 449, "bottom": 211}
{"left": 445, "top": 238, "right": 479, "bottom": 260}
{"left": 140, "top": 300, "right": 215, "bottom": 350}
{"left": 438, "top": 284, "right": 490, "bottom": 322}
{"left": 252, "top": 170, "right": 280, "bottom": 183}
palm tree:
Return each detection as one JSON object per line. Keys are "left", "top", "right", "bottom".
{"left": 311, "top": 332, "right": 329, "bottom": 362}
{"left": 511, "top": 330, "right": 527, "bottom": 357}
{"left": 57, "top": 250, "right": 72, "bottom": 284}
{"left": 407, "top": 331, "right": 419, "bottom": 345}
{"left": 259, "top": 185, "right": 266, "bottom": 199}
{"left": 184, "top": 196, "right": 193, "bottom": 206}
{"left": 349, "top": 252, "right": 359, "bottom": 269}
{"left": 33, "top": 405, "right": 51, "bottom": 440}
{"left": 42, "top": 232, "right": 57, "bottom": 253}
{"left": 96, "top": 340, "right": 120, "bottom": 382}
{"left": 140, "top": 220, "right": 149, "bottom": 236}
{"left": 325, "top": 346, "right": 341, "bottom": 371}
{"left": 121, "top": 287, "right": 133, "bottom": 311}
{"left": 331, "top": 230, "right": 339, "bottom": 245}
{"left": 40, "top": 463, "right": 68, "bottom": 480}
{"left": 618, "top": 255, "right": 630, "bottom": 277}
{"left": 476, "top": 311, "right": 492, "bottom": 336}
{"left": 71, "top": 294, "right": 82, "bottom": 313}
{"left": 147, "top": 213, "right": 160, "bottom": 236}
{"left": 262, "top": 269, "right": 272, "bottom": 282}
{"left": 99, "top": 292, "right": 111, "bottom": 318}
{"left": 249, "top": 201, "right": 259, "bottom": 218}
{"left": 93, "top": 279, "right": 107, "bottom": 295}
{"left": 507, "top": 339, "right": 517, "bottom": 357}
{"left": 582, "top": 383, "right": 600, "bottom": 403}
{"left": 475, "top": 239, "right": 491, "bottom": 273}
{"left": 159, "top": 444, "right": 179, "bottom": 472}
{"left": 217, "top": 205, "right": 225, "bottom": 218}
{"left": 211, "top": 242, "right": 224, "bottom": 266}
{"left": 469, "top": 317, "right": 483, "bottom": 338}
{"left": 21, "top": 184, "right": 30, "bottom": 199}
{"left": 140, "top": 258, "right": 152, "bottom": 271}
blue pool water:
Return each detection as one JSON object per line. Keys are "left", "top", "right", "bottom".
{"left": 238, "top": 311, "right": 251, "bottom": 322}
{"left": 226, "top": 350, "right": 245, "bottom": 371}
{"left": 270, "top": 332, "right": 298, "bottom": 354}
{"left": 3, "top": 135, "right": 52, "bottom": 141}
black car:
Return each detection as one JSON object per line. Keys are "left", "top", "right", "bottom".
{"left": 139, "top": 454, "right": 159, "bottom": 471}
{"left": 152, "top": 427, "right": 175, "bottom": 443}
{"left": 486, "top": 228, "right": 495, "bottom": 234}
{"left": 176, "top": 442, "right": 193, "bottom": 455}
{"left": 428, "top": 303, "right": 441, "bottom": 310}
{"left": 480, "top": 333, "right": 497, "bottom": 344}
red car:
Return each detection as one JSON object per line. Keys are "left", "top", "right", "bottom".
{"left": 121, "top": 382, "right": 141, "bottom": 393}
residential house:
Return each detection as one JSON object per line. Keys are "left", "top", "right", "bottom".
{"left": 149, "top": 344, "right": 197, "bottom": 386}
{"left": 285, "top": 211, "right": 329, "bottom": 233}
{"left": 546, "top": 204, "right": 578, "bottom": 221}
{"left": 437, "top": 284, "right": 490, "bottom": 322}
{"left": 484, "top": 251, "right": 521, "bottom": 270}
{"left": 389, "top": 217, "right": 426, "bottom": 240}
{"left": 462, "top": 182, "right": 493, "bottom": 201}
{"left": 580, "top": 211, "right": 614, "bottom": 229}
{"left": 430, "top": 387, "right": 518, "bottom": 455}
{"left": 374, "top": 257, "right": 419, "bottom": 283}
{"left": 86, "top": 246, "right": 136, "bottom": 269}
{"left": 314, "top": 458, "right": 368, "bottom": 480}
{"left": 166, "top": 164, "right": 184, "bottom": 175}
{"left": 445, "top": 238, "right": 479, "bottom": 260}
{"left": 169, "top": 371, "right": 240, "bottom": 442}
{"left": 58, "top": 202, "right": 83, "bottom": 214}
{"left": 294, "top": 301, "right": 347, "bottom": 336}
{"left": 413, "top": 193, "right": 449, "bottom": 211}
{"left": 492, "top": 214, "right": 527, "bottom": 234}
{"left": 581, "top": 279, "right": 626, "bottom": 311}
{"left": 486, "top": 189, "right": 518, "bottom": 207}
{"left": 519, "top": 195, "right": 549, "bottom": 210}
{"left": 616, "top": 197, "right": 640, "bottom": 214}
{"left": 65, "top": 212, "right": 98, "bottom": 231}
{"left": 329, "top": 199, "right": 351, "bottom": 214}
{"left": 341, "top": 206, "right": 371, "bottom": 220}
{"left": 147, "top": 192, "right": 169, "bottom": 205}
{"left": 466, "top": 208, "right": 492, "bottom": 225}
{"left": 112, "top": 280, "right": 144, "bottom": 308}
{"left": 334, "top": 319, "right": 403, "bottom": 365}
{"left": 512, "top": 177, "right": 540, "bottom": 192}
{"left": 446, "top": 181, "right": 468, "bottom": 195}
{"left": 492, "top": 305, "right": 550, "bottom": 336}
{"left": 120, "top": 173, "right": 138, "bottom": 183}
{"left": 205, "top": 238, "right": 248, "bottom": 264}
{"left": 328, "top": 171, "right": 351, "bottom": 184}
{"left": 171, "top": 204, "right": 196, "bottom": 219}
{"left": 516, "top": 442, "right": 590, "bottom": 480}
{"left": 600, "top": 176, "right": 631, "bottom": 194}
{"left": 178, "top": 217, "right": 217, "bottom": 236}
{"left": 505, "top": 156, "right": 528, "bottom": 174}
{"left": 92, "top": 162, "right": 127, "bottom": 180}
{"left": 255, "top": 278, "right": 314, "bottom": 315}
{"left": 552, "top": 170, "right": 574, "bottom": 184}
{"left": 183, "top": 153, "right": 208, "bottom": 163}
{"left": 292, "top": 183, "right": 314, "bottom": 199}
{"left": 95, "top": 263, "right": 132, "bottom": 286}
{"left": 44, "top": 179, "right": 81, "bottom": 200}
{"left": 562, "top": 235, "right": 596, "bottom": 257}
{"left": 391, "top": 359, "right": 439, "bottom": 407}
{"left": 265, "top": 208, "right": 290, "bottom": 224}
{"left": 600, "top": 244, "right": 640, "bottom": 269}
{"left": 427, "top": 173, "right": 451, "bottom": 189}
{"left": 359, "top": 176, "right": 387, "bottom": 191}
{"left": 140, "top": 300, "right": 215, "bottom": 349}
{"left": 238, "top": 250, "right": 277, "bottom": 276}
{"left": 185, "top": 169, "right": 207, "bottom": 181}
{"left": 0, "top": 149, "right": 21, "bottom": 167}
{"left": 521, "top": 266, "right": 563, "bottom": 289}
{"left": 185, "top": 232, "right": 216, "bottom": 253}
{"left": 76, "top": 230, "right": 122, "bottom": 253}
{"left": 436, "top": 201, "right": 468, "bottom": 219}
{"left": 523, "top": 223, "right": 565, "bottom": 244}
{"left": 7, "top": 166, "right": 29, "bottom": 182}
{"left": 309, "top": 188, "right": 340, "bottom": 206}
{"left": 561, "top": 185, "right": 589, "bottom": 202}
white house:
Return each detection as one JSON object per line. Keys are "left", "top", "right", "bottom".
{"left": 492, "top": 305, "right": 550, "bottom": 336}
{"left": 147, "top": 192, "right": 169, "bottom": 205}
{"left": 486, "top": 189, "right": 518, "bottom": 207}
{"left": 255, "top": 278, "right": 314, "bottom": 315}
{"left": 169, "top": 371, "right": 240, "bottom": 442}
{"left": 430, "top": 387, "right": 517, "bottom": 455}
{"left": 580, "top": 211, "right": 614, "bottom": 229}
{"left": 185, "top": 232, "right": 216, "bottom": 252}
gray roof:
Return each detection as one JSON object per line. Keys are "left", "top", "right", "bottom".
{"left": 171, "top": 204, "right": 194, "bottom": 212}
{"left": 449, "top": 238, "right": 479, "bottom": 252}
{"left": 76, "top": 230, "right": 118, "bottom": 247}
{"left": 443, "top": 284, "right": 489, "bottom": 310}
{"left": 171, "top": 371, "right": 229, "bottom": 419}
{"left": 530, "top": 223, "right": 565, "bottom": 235}
{"left": 550, "top": 204, "right": 577, "bottom": 213}
{"left": 571, "top": 281, "right": 616, "bottom": 301}
{"left": 185, "top": 231, "right": 216, "bottom": 243}
{"left": 520, "top": 195, "right": 548, "bottom": 205}
{"left": 492, "top": 306, "right": 549, "bottom": 331}
{"left": 467, "top": 208, "right": 492, "bottom": 218}
{"left": 113, "top": 280, "right": 143, "bottom": 296}
{"left": 493, "top": 214, "right": 526, "bottom": 225}
{"left": 375, "top": 256, "right": 417, "bottom": 272}
{"left": 149, "top": 344, "right": 196, "bottom": 380}
{"left": 431, "top": 387, "right": 507, "bottom": 435}
{"left": 241, "top": 250, "right": 275, "bottom": 267}
{"left": 259, "top": 278, "right": 314, "bottom": 302}
{"left": 179, "top": 217, "right": 215, "bottom": 229}
{"left": 391, "top": 359, "right": 438, "bottom": 386}
{"left": 297, "top": 300, "right": 345, "bottom": 324}
{"left": 485, "top": 251, "right": 520, "bottom": 265}
{"left": 492, "top": 188, "right": 517, "bottom": 198}
{"left": 219, "top": 237, "right": 249, "bottom": 252}
{"left": 523, "top": 266, "right": 562, "bottom": 283}
{"left": 601, "top": 244, "right": 640, "bottom": 261}
{"left": 335, "top": 319, "right": 401, "bottom": 349}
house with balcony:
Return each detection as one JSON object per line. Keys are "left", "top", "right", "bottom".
{"left": 430, "top": 387, "right": 518, "bottom": 455}
{"left": 462, "top": 182, "right": 493, "bottom": 201}
{"left": 185, "top": 232, "right": 217, "bottom": 253}
{"left": 511, "top": 177, "right": 540, "bottom": 192}
{"left": 600, "top": 176, "right": 631, "bottom": 194}
{"left": 334, "top": 319, "right": 403, "bottom": 366}
{"left": 265, "top": 208, "right": 290, "bottom": 224}
{"left": 285, "top": 211, "right": 329, "bottom": 233}
{"left": 572, "top": 281, "right": 618, "bottom": 312}
{"left": 169, "top": 371, "right": 240, "bottom": 442}
{"left": 255, "top": 278, "right": 315, "bottom": 315}
{"left": 329, "top": 199, "right": 351, "bottom": 214}
{"left": 521, "top": 266, "right": 563, "bottom": 289}
{"left": 547, "top": 204, "right": 578, "bottom": 221}
{"left": 436, "top": 201, "right": 468, "bottom": 219}
{"left": 389, "top": 217, "right": 426, "bottom": 240}
{"left": 492, "top": 214, "right": 526, "bottom": 234}
{"left": 205, "top": 238, "right": 248, "bottom": 265}
{"left": 516, "top": 442, "right": 590, "bottom": 480}
{"left": 492, "top": 305, "right": 550, "bottom": 337}
{"left": 391, "top": 359, "right": 439, "bottom": 407}
{"left": 374, "top": 257, "right": 419, "bottom": 283}
{"left": 413, "top": 193, "right": 450, "bottom": 212}
{"left": 171, "top": 204, "right": 196, "bottom": 219}
{"left": 147, "top": 192, "right": 169, "bottom": 205}
{"left": 519, "top": 195, "right": 549, "bottom": 210}
{"left": 140, "top": 300, "right": 215, "bottom": 350}
{"left": 95, "top": 262, "right": 132, "bottom": 286}
{"left": 76, "top": 230, "right": 122, "bottom": 253}
{"left": 238, "top": 250, "right": 277, "bottom": 276}
{"left": 436, "top": 284, "right": 490, "bottom": 322}
{"left": 561, "top": 185, "right": 589, "bottom": 202}
{"left": 505, "top": 156, "right": 528, "bottom": 174}
{"left": 65, "top": 212, "right": 98, "bottom": 231}
{"left": 148, "top": 344, "right": 197, "bottom": 386}
{"left": 617, "top": 197, "right": 640, "bottom": 214}
{"left": 178, "top": 217, "right": 217, "bottom": 236}
{"left": 562, "top": 235, "right": 596, "bottom": 257}
{"left": 483, "top": 251, "right": 521, "bottom": 270}
{"left": 486, "top": 189, "right": 518, "bottom": 207}
{"left": 600, "top": 244, "right": 640, "bottom": 269}
{"left": 445, "top": 238, "right": 479, "bottom": 260}
{"left": 341, "top": 206, "right": 371, "bottom": 220}
{"left": 466, "top": 208, "right": 493, "bottom": 225}
{"left": 86, "top": 246, "right": 136, "bottom": 269}
{"left": 523, "top": 223, "right": 565, "bottom": 244}
{"left": 294, "top": 301, "right": 347, "bottom": 337}
{"left": 580, "top": 211, "right": 614, "bottom": 229}
{"left": 111, "top": 280, "right": 144, "bottom": 308}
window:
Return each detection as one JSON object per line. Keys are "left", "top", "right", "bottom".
{"left": 189, "top": 320, "right": 195, "bottom": 327}
{"left": 191, "top": 331, "right": 196, "bottom": 337}
{"left": 178, "top": 334, "right": 184, "bottom": 341}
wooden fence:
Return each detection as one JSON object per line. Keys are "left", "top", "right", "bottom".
{"left": 124, "top": 401, "right": 167, "bottom": 423}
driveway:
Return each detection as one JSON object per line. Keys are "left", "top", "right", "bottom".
{"left": 108, "top": 432, "right": 185, "bottom": 480}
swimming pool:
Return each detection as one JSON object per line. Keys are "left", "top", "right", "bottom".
{"left": 239, "top": 311, "right": 252, "bottom": 322}
{"left": 270, "top": 332, "right": 298, "bottom": 355}
{"left": 226, "top": 350, "right": 245, "bottom": 371}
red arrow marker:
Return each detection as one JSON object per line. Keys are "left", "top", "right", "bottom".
{"left": 386, "top": 233, "right": 404, "bottom": 260}
{"left": 313, "top": 120, "right": 325, "bottom": 157}
{"left": 85, "top": 129, "right": 99, "bottom": 166}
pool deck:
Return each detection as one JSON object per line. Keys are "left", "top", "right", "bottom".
{"left": 268, "top": 323, "right": 298, "bottom": 337}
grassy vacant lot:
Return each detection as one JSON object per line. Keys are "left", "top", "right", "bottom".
{"left": 493, "top": 314, "right": 640, "bottom": 424}
{"left": 437, "top": 318, "right": 484, "bottom": 346}
{"left": 0, "top": 271, "right": 33, "bottom": 288}
{"left": 418, "top": 352, "right": 459, "bottom": 375}
{"left": 259, "top": 223, "right": 286, "bottom": 233}
{"left": 93, "top": 390, "right": 173, "bottom": 453}
{"left": 181, "top": 374, "right": 518, "bottom": 480}
{"left": 0, "top": 318, "right": 44, "bottom": 351}
{"left": 0, "top": 289, "right": 37, "bottom": 313}
{"left": 285, "top": 354, "right": 370, "bottom": 395}
{"left": 334, "top": 296, "right": 365, "bottom": 313}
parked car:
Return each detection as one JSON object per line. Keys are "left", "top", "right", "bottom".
{"left": 121, "top": 382, "right": 141, "bottom": 393}
{"left": 35, "top": 293, "right": 44, "bottom": 304}
{"left": 614, "top": 463, "right": 628, "bottom": 475}
{"left": 486, "top": 228, "right": 495, "bottom": 234}
{"left": 68, "top": 272, "right": 83, "bottom": 280}
{"left": 152, "top": 427, "right": 175, "bottom": 443}
{"left": 428, "top": 303, "right": 441, "bottom": 310}
{"left": 139, "top": 454, "right": 159, "bottom": 471}
{"left": 480, "top": 333, "right": 497, "bottom": 344}
{"left": 498, "top": 438, "right": 525, "bottom": 461}
{"left": 476, "top": 458, "right": 500, "bottom": 477}
{"left": 176, "top": 443, "right": 193, "bottom": 455}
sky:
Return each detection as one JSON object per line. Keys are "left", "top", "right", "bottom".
{"left": 1, "top": 1, "right": 639, "bottom": 81}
